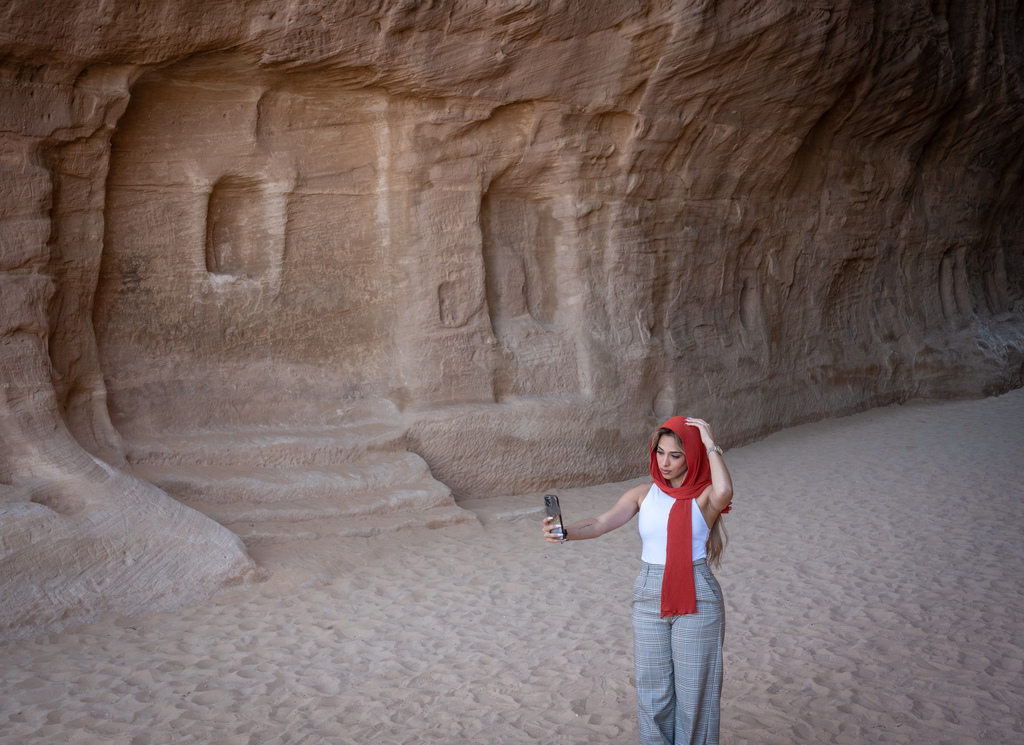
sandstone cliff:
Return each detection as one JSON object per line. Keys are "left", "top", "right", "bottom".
{"left": 1, "top": 1, "right": 1022, "bottom": 638}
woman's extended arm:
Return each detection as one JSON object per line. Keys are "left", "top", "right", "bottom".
{"left": 542, "top": 483, "right": 647, "bottom": 543}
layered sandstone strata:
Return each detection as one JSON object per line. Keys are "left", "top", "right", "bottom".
{"left": 1, "top": 1, "right": 1022, "bottom": 637}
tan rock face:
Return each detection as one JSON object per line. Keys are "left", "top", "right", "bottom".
{"left": 1, "top": 1, "right": 1022, "bottom": 637}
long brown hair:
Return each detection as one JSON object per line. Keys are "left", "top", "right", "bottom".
{"left": 652, "top": 427, "right": 728, "bottom": 569}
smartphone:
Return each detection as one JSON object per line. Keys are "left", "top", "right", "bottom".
{"left": 544, "top": 494, "right": 565, "bottom": 540}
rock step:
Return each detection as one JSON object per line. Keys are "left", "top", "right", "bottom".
{"left": 124, "top": 423, "right": 406, "bottom": 468}
{"left": 178, "top": 481, "right": 453, "bottom": 525}
{"left": 225, "top": 505, "right": 476, "bottom": 546}
{"left": 121, "top": 424, "right": 474, "bottom": 548}
{"left": 127, "top": 451, "right": 433, "bottom": 505}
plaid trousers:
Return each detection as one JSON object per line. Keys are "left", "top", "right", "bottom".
{"left": 632, "top": 560, "right": 725, "bottom": 745}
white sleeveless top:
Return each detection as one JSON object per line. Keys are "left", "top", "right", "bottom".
{"left": 638, "top": 483, "right": 710, "bottom": 564}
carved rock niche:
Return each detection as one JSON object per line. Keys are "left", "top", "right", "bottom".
{"left": 205, "top": 175, "right": 272, "bottom": 280}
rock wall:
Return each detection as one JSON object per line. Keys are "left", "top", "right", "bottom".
{"left": 1, "top": 1, "right": 1022, "bottom": 637}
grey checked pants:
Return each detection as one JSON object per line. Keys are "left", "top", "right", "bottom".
{"left": 632, "top": 560, "right": 725, "bottom": 745}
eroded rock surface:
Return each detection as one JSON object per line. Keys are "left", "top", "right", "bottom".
{"left": 1, "top": 1, "right": 1023, "bottom": 638}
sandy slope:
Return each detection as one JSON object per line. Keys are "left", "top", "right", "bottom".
{"left": 1, "top": 390, "right": 1022, "bottom": 744}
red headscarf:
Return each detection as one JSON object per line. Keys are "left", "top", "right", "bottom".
{"left": 649, "top": 416, "right": 729, "bottom": 617}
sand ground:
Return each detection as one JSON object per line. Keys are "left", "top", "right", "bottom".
{"left": 2, "top": 390, "right": 1022, "bottom": 744}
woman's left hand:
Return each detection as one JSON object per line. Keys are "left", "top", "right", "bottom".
{"left": 688, "top": 417, "right": 733, "bottom": 509}
{"left": 685, "top": 417, "right": 716, "bottom": 449}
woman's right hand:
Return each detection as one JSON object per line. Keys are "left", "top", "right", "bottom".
{"left": 542, "top": 516, "right": 565, "bottom": 543}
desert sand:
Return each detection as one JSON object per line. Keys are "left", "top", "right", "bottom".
{"left": 2, "top": 389, "right": 1023, "bottom": 745}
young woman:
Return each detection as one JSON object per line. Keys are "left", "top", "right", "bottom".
{"left": 542, "top": 416, "right": 733, "bottom": 745}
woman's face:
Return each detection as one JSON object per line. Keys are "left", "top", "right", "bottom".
{"left": 655, "top": 433, "right": 688, "bottom": 486}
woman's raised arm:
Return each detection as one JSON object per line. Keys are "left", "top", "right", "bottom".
{"left": 686, "top": 417, "right": 733, "bottom": 512}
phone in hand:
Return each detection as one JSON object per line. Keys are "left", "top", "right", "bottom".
{"left": 544, "top": 494, "right": 565, "bottom": 541}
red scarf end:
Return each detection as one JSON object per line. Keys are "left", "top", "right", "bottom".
{"left": 660, "top": 604, "right": 698, "bottom": 618}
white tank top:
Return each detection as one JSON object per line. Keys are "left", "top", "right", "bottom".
{"left": 638, "top": 483, "right": 710, "bottom": 564}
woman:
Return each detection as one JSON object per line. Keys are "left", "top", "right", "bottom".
{"left": 542, "top": 416, "right": 733, "bottom": 745}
